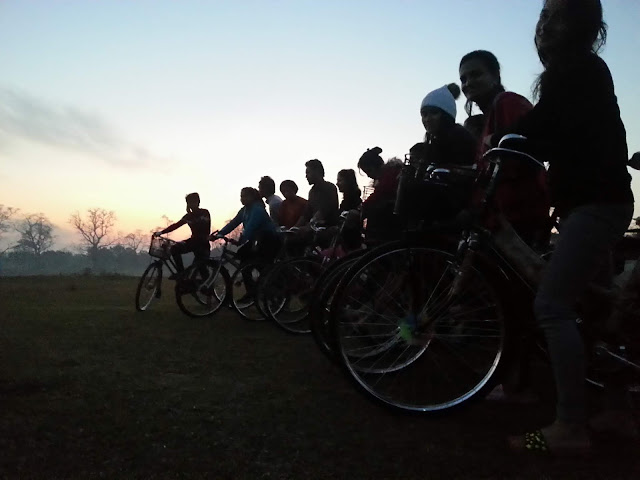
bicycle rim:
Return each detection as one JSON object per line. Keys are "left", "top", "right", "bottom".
{"left": 331, "top": 244, "right": 507, "bottom": 413}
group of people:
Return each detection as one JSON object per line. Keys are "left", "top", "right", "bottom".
{"left": 154, "top": 0, "right": 639, "bottom": 456}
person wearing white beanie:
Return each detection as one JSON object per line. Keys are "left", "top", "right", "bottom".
{"left": 420, "top": 83, "right": 460, "bottom": 122}
{"left": 413, "top": 82, "right": 476, "bottom": 167}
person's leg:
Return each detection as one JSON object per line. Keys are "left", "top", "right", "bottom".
{"left": 517, "top": 203, "right": 632, "bottom": 449}
{"left": 236, "top": 243, "right": 258, "bottom": 299}
{"left": 170, "top": 241, "right": 189, "bottom": 273}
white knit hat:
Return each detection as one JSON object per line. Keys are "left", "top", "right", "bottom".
{"left": 420, "top": 85, "right": 457, "bottom": 120}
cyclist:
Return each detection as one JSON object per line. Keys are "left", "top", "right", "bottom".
{"left": 296, "top": 159, "right": 339, "bottom": 228}
{"left": 494, "top": 0, "right": 634, "bottom": 454}
{"left": 357, "top": 147, "right": 402, "bottom": 240}
{"left": 258, "top": 176, "right": 283, "bottom": 224}
{"left": 336, "top": 169, "right": 363, "bottom": 253}
{"left": 408, "top": 83, "right": 478, "bottom": 224}
{"left": 460, "top": 50, "right": 551, "bottom": 246}
{"left": 153, "top": 192, "right": 210, "bottom": 279}
{"left": 278, "top": 180, "right": 308, "bottom": 229}
{"left": 336, "top": 169, "right": 362, "bottom": 212}
{"left": 212, "top": 187, "right": 281, "bottom": 304}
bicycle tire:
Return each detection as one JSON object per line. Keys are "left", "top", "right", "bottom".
{"left": 230, "top": 262, "right": 268, "bottom": 321}
{"left": 135, "top": 262, "right": 162, "bottom": 311}
{"left": 175, "top": 260, "right": 230, "bottom": 318}
{"left": 262, "top": 257, "right": 325, "bottom": 334}
{"left": 310, "top": 250, "right": 366, "bottom": 361}
{"left": 330, "top": 240, "right": 512, "bottom": 413}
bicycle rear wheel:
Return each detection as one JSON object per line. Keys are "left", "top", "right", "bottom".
{"left": 175, "top": 261, "right": 230, "bottom": 318}
{"left": 135, "top": 262, "right": 162, "bottom": 311}
{"left": 330, "top": 241, "right": 510, "bottom": 413}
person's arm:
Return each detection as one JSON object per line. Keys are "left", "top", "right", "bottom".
{"left": 155, "top": 215, "right": 187, "bottom": 235}
{"left": 218, "top": 209, "right": 243, "bottom": 237}
{"left": 629, "top": 152, "right": 640, "bottom": 170}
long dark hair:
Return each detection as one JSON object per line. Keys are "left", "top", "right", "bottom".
{"left": 241, "top": 187, "right": 265, "bottom": 208}
{"left": 338, "top": 168, "right": 362, "bottom": 197}
{"left": 534, "top": 0, "right": 607, "bottom": 99}
{"left": 459, "top": 50, "right": 505, "bottom": 116}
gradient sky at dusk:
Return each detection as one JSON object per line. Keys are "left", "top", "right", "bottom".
{"left": 1, "top": 0, "right": 639, "bottom": 248}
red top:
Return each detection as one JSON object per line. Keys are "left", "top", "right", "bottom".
{"left": 362, "top": 164, "right": 402, "bottom": 210}
{"left": 474, "top": 92, "right": 551, "bottom": 239}
{"left": 279, "top": 196, "right": 308, "bottom": 228}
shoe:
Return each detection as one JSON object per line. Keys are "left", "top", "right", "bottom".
{"left": 508, "top": 422, "right": 591, "bottom": 456}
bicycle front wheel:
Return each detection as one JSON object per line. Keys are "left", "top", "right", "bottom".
{"left": 135, "top": 262, "right": 162, "bottom": 311}
{"left": 330, "top": 241, "right": 510, "bottom": 413}
{"left": 310, "top": 250, "right": 365, "bottom": 360}
{"left": 263, "top": 257, "right": 325, "bottom": 334}
{"left": 231, "top": 262, "right": 268, "bottom": 321}
{"left": 175, "top": 261, "right": 230, "bottom": 318}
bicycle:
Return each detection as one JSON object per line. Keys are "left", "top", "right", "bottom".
{"left": 135, "top": 235, "right": 229, "bottom": 317}
{"left": 328, "top": 135, "right": 640, "bottom": 413}
{"left": 258, "top": 215, "right": 356, "bottom": 334}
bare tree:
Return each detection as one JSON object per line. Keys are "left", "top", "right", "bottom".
{"left": 15, "top": 213, "right": 55, "bottom": 256}
{"left": 0, "top": 204, "right": 19, "bottom": 255}
{"left": 69, "top": 208, "right": 117, "bottom": 265}
{"left": 122, "top": 229, "right": 146, "bottom": 253}
{"left": 151, "top": 215, "right": 176, "bottom": 238}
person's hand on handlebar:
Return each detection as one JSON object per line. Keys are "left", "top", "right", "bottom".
{"left": 629, "top": 152, "right": 640, "bottom": 171}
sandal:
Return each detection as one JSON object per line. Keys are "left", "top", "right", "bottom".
{"left": 509, "top": 428, "right": 591, "bottom": 456}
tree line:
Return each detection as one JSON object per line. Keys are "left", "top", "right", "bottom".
{"left": 0, "top": 205, "right": 173, "bottom": 276}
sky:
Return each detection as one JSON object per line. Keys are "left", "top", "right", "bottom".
{"left": 1, "top": 0, "right": 640, "bottom": 248}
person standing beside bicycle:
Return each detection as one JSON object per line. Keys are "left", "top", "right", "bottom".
{"left": 153, "top": 192, "right": 211, "bottom": 279}
{"left": 491, "top": 0, "right": 634, "bottom": 454}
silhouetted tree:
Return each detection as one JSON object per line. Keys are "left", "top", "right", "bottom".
{"left": 69, "top": 208, "right": 117, "bottom": 269}
{"left": 15, "top": 213, "right": 55, "bottom": 256}
{"left": 0, "top": 204, "right": 19, "bottom": 255}
{"left": 122, "top": 229, "right": 146, "bottom": 253}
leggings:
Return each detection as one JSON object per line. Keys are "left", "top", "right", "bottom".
{"left": 534, "top": 202, "right": 633, "bottom": 423}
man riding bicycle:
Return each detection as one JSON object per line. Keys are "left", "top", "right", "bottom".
{"left": 154, "top": 192, "right": 211, "bottom": 279}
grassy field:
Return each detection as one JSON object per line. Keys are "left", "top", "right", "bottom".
{"left": 1, "top": 276, "right": 639, "bottom": 479}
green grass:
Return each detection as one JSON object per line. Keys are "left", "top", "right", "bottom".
{"left": 0, "top": 276, "right": 638, "bottom": 479}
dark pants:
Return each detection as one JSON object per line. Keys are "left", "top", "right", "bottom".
{"left": 237, "top": 233, "right": 282, "bottom": 296}
{"left": 171, "top": 238, "right": 210, "bottom": 272}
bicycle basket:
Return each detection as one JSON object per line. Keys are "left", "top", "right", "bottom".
{"left": 148, "top": 236, "right": 172, "bottom": 259}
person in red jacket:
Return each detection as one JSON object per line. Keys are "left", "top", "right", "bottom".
{"left": 357, "top": 147, "right": 402, "bottom": 240}
{"left": 459, "top": 50, "right": 551, "bottom": 246}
